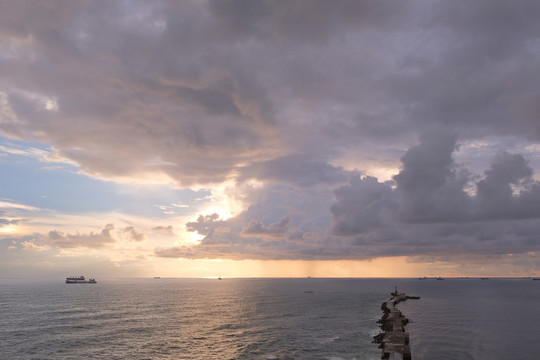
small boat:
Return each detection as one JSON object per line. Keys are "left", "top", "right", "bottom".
{"left": 65, "top": 276, "right": 97, "bottom": 284}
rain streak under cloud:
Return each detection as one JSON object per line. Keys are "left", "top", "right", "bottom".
{"left": 1, "top": 0, "right": 540, "bottom": 278}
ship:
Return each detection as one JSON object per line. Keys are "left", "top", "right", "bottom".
{"left": 65, "top": 276, "right": 97, "bottom": 284}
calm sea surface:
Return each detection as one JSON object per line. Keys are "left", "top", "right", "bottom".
{"left": 1, "top": 278, "right": 539, "bottom": 359}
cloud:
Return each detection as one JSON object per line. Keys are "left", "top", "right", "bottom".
{"left": 393, "top": 131, "right": 471, "bottom": 222}
{"left": 186, "top": 213, "right": 222, "bottom": 237}
{"left": 2, "top": 0, "right": 540, "bottom": 193}
{"left": 122, "top": 226, "right": 146, "bottom": 242}
{"left": 0, "top": 210, "right": 19, "bottom": 227}
{"left": 208, "top": 0, "right": 411, "bottom": 42}
{"left": 0, "top": 200, "right": 39, "bottom": 211}
{"left": 2, "top": 1, "right": 540, "bottom": 270}
{"left": 48, "top": 224, "right": 115, "bottom": 249}
{"left": 0, "top": 143, "right": 50, "bottom": 161}
{"left": 21, "top": 239, "right": 50, "bottom": 252}
{"left": 152, "top": 225, "right": 175, "bottom": 234}
{"left": 330, "top": 176, "right": 397, "bottom": 235}
{"left": 476, "top": 151, "right": 540, "bottom": 220}
{"left": 242, "top": 217, "right": 293, "bottom": 238}
{"left": 515, "top": 94, "right": 540, "bottom": 138}
{"left": 2, "top": 1, "right": 538, "bottom": 186}
{"left": 238, "top": 154, "right": 350, "bottom": 187}
{"left": 156, "top": 133, "right": 540, "bottom": 262}
{"left": 1, "top": 1, "right": 276, "bottom": 186}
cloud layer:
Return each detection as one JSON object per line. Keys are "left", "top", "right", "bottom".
{"left": 2, "top": 0, "right": 540, "bottom": 269}
{"left": 156, "top": 132, "right": 540, "bottom": 261}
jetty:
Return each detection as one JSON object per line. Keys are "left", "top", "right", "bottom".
{"left": 373, "top": 287, "right": 420, "bottom": 360}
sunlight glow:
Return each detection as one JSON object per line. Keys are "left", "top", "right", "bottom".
{"left": 183, "top": 230, "right": 205, "bottom": 245}
{"left": 0, "top": 224, "right": 18, "bottom": 234}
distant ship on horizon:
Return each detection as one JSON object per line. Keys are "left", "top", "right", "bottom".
{"left": 65, "top": 276, "right": 97, "bottom": 284}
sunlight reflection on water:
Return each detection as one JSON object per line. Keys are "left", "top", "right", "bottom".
{"left": 3, "top": 278, "right": 538, "bottom": 359}
{"left": 0, "top": 278, "right": 383, "bottom": 360}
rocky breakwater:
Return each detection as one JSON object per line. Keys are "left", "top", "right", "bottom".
{"left": 373, "top": 287, "right": 420, "bottom": 360}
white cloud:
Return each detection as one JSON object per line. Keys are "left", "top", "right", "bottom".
{"left": 0, "top": 200, "right": 39, "bottom": 211}
{"left": 21, "top": 239, "right": 50, "bottom": 251}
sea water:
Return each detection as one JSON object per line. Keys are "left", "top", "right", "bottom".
{"left": 0, "top": 278, "right": 539, "bottom": 359}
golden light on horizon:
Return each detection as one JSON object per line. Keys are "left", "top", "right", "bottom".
{"left": 149, "top": 257, "right": 430, "bottom": 279}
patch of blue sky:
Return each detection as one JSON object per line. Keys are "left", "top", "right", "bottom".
{"left": 0, "top": 136, "right": 211, "bottom": 217}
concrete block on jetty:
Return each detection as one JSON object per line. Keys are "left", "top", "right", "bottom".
{"left": 373, "top": 287, "right": 420, "bottom": 360}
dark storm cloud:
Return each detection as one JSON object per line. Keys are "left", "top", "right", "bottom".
{"left": 393, "top": 131, "right": 470, "bottom": 222}
{"left": 330, "top": 176, "right": 397, "bottom": 235}
{"left": 176, "top": 87, "right": 241, "bottom": 116}
{"left": 430, "top": 0, "right": 540, "bottom": 54}
{"left": 476, "top": 151, "right": 540, "bottom": 220}
{"left": 185, "top": 212, "right": 276, "bottom": 244}
{"left": 377, "top": 0, "right": 540, "bottom": 140}
{"left": 208, "top": 0, "right": 411, "bottom": 41}
{"left": 515, "top": 94, "right": 540, "bottom": 138}
{"left": 238, "top": 154, "right": 351, "bottom": 187}
{"left": 1, "top": 0, "right": 277, "bottom": 185}
{"left": 329, "top": 131, "right": 472, "bottom": 237}
{"left": 157, "top": 132, "right": 540, "bottom": 261}
{"left": 2, "top": 0, "right": 540, "bottom": 186}
{"left": 242, "top": 217, "right": 291, "bottom": 237}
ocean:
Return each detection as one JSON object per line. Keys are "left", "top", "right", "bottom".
{"left": 1, "top": 278, "right": 539, "bottom": 359}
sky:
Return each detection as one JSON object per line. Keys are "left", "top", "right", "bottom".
{"left": 1, "top": 0, "right": 540, "bottom": 278}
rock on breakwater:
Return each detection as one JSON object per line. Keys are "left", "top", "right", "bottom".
{"left": 373, "top": 287, "right": 420, "bottom": 360}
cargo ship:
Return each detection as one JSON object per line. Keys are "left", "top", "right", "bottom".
{"left": 65, "top": 276, "right": 97, "bottom": 284}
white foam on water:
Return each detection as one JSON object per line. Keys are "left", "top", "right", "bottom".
{"left": 319, "top": 335, "right": 340, "bottom": 344}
